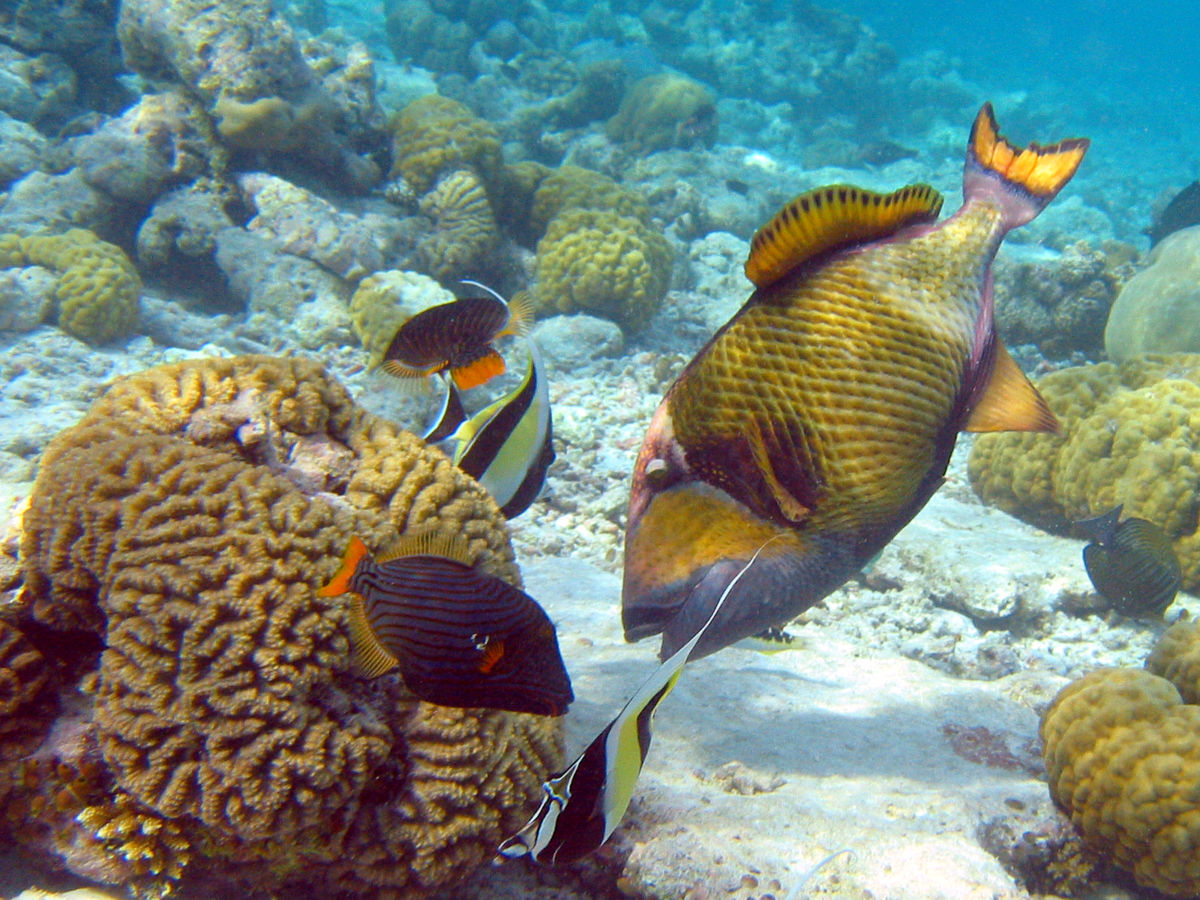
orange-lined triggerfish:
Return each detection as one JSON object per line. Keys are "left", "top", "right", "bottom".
{"left": 623, "top": 103, "right": 1089, "bottom": 660}
{"left": 318, "top": 532, "right": 573, "bottom": 716}
{"left": 381, "top": 284, "right": 533, "bottom": 391}
{"left": 498, "top": 539, "right": 776, "bottom": 865}
{"left": 1078, "top": 505, "right": 1181, "bottom": 617}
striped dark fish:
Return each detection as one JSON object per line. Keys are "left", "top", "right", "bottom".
{"left": 1079, "top": 505, "right": 1181, "bottom": 618}
{"left": 380, "top": 288, "right": 533, "bottom": 391}
{"left": 318, "top": 533, "right": 572, "bottom": 716}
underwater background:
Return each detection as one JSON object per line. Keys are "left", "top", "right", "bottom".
{"left": 3, "top": 0, "right": 1200, "bottom": 898}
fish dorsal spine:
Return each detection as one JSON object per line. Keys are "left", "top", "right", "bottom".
{"left": 744, "top": 183, "right": 944, "bottom": 289}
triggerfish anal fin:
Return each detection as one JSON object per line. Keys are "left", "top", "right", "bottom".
{"left": 745, "top": 183, "right": 944, "bottom": 288}
{"left": 964, "top": 338, "right": 1058, "bottom": 433}
{"left": 497, "top": 540, "right": 777, "bottom": 865}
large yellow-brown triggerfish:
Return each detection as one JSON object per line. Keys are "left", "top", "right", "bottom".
{"left": 623, "top": 103, "right": 1089, "bottom": 660}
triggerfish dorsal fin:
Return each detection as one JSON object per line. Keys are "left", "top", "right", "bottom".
{"left": 968, "top": 102, "right": 1089, "bottom": 200}
{"left": 317, "top": 535, "right": 372, "bottom": 598}
{"left": 745, "top": 183, "right": 944, "bottom": 288}
{"left": 377, "top": 528, "right": 476, "bottom": 567}
{"left": 348, "top": 592, "right": 401, "bottom": 677}
{"left": 964, "top": 338, "right": 1059, "bottom": 433}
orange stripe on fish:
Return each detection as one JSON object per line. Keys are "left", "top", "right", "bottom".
{"left": 450, "top": 348, "right": 506, "bottom": 390}
{"left": 317, "top": 535, "right": 371, "bottom": 598}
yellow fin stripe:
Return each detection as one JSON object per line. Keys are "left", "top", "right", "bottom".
{"left": 377, "top": 527, "right": 476, "bottom": 567}
{"left": 745, "top": 183, "right": 944, "bottom": 288}
{"left": 348, "top": 593, "right": 399, "bottom": 678}
{"left": 969, "top": 102, "right": 1088, "bottom": 197}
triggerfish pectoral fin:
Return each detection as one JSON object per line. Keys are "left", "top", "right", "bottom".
{"left": 497, "top": 540, "right": 776, "bottom": 866}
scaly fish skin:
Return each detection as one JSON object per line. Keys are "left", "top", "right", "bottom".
{"left": 624, "top": 106, "right": 1086, "bottom": 660}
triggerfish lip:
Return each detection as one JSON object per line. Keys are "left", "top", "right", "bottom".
{"left": 622, "top": 481, "right": 850, "bottom": 660}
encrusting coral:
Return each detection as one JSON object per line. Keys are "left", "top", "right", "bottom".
{"left": 388, "top": 94, "right": 502, "bottom": 195}
{"left": 968, "top": 355, "right": 1200, "bottom": 591}
{"left": 4, "top": 355, "right": 562, "bottom": 898}
{"left": 605, "top": 72, "right": 718, "bottom": 153}
{"left": 532, "top": 207, "right": 673, "bottom": 333}
{"left": 0, "top": 228, "right": 141, "bottom": 345}
{"left": 1041, "top": 620, "right": 1200, "bottom": 896}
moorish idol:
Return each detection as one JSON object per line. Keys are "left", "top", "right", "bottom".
{"left": 318, "top": 531, "right": 573, "bottom": 716}
{"left": 497, "top": 539, "right": 777, "bottom": 864}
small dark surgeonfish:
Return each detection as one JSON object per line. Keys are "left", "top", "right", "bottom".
{"left": 381, "top": 283, "right": 533, "bottom": 391}
{"left": 318, "top": 532, "right": 573, "bottom": 716}
{"left": 1078, "top": 505, "right": 1181, "bottom": 617}
{"left": 1146, "top": 181, "right": 1200, "bottom": 248}
{"left": 623, "top": 103, "right": 1088, "bottom": 661}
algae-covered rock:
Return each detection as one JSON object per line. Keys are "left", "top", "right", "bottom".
{"left": 605, "top": 73, "right": 717, "bottom": 153}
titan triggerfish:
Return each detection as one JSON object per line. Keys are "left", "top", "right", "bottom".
{"left": 623, "top": 103, "right": 1088, "bottom": 660}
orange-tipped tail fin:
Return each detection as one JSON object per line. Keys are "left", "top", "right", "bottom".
{"left": 969, "top": 103, "right": 1088, "bottom": 198}
{"left": 318, "top": 535, "right": 371, "bottom": 597}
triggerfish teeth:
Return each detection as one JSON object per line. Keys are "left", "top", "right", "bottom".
{"left": 318, "top": 531, "right": 573, "bottom": 716}
{"left": 623, "top": 102, "right": 1088, "bottom": 661}
{"left": 380, "top": 283, "right": 533, "bottom": 391}
{"left": 497, "top": 539, "right": 776, "bottom": 865}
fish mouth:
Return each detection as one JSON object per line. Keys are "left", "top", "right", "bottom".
{"left": 623, "top": 481, "right": 838, "bottom": 659}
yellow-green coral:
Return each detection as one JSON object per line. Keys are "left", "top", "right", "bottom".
{"left": 418, "top": 168, "right": 499, "bottom": 282}
{"left": 528, "top": 164, "right": 650, "bottom": 240}
{"left": 1041, "top": 623, "right": 1200, "bottom": 897}
{"left": 348, "top": 269, "right": 455, "bottom": 363}
{"left": 968, "top": 355, "right": 1200, "bottom": 590}
{"left": 2, "top": 229, "right": 141, "bottom": 345}
{"left": 388, "top": 94, "right": 502, "bottom": 194}
{"left": 7, "top": 355, "right": 562, "bottom": 898}
{"left": 605, "top": 73, "right": 717, "bottom": 153}
{"left": 532, "top": 207, "right": 672, "bottom": 333}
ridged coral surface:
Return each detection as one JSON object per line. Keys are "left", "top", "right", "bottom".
{"left": 5, "top": 355, "right": 562, "bottom": 898}
{"left": 968, "top": 355, "right": 1200, "bottom": 590}
{"left": 1041, "top": 623, "right": 1200, "bottom": 896}
{"left": 388, "top": 95, "right": 502, "bottom": 194}
{"left": 533, "top": 207, "right": 673, "bottom": 333}
{"left": 1, "top": 228, "right": 141, "bottom": 345}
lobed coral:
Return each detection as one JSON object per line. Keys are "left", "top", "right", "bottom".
{"left": 532, "top": 207, "right": 672, "bottom": 333}
{"left": 1105, "top": 225, "right": 1200, "bottom": 363}
{"left": 605, "top": 72, "right": 717, "bottom": 153}
{"left": 968, "top": 355, "right": 1200, "bottom": 590}
{"left": 1, "top": 228, "right": 141, "bottom": 345}
{"left": 1041, "top": 621, "right": 1200, "bottom": 896}
{"left": 417, "top": 168, "right": 500, "bottom": 283}
{"left": 388, "top": 94, "right": 502, "bottom": 195}
{"left": 527, "top": 164, "right": 650, "bottom": 241}
{"left": 4, "top": 355, "right": 562, "bottom": 898}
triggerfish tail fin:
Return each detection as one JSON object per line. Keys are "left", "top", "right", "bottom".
{"left": 451, "top": 348, "right": 506, "bottom": 391}
{"left": 317, "top": 535, "right": 371, "bottom": 598}
{"left": 746, "top": 184, "right": 943, "bottom": 288}
{"left": 965, "top": 338, "right": 1059, "bottom": 433}
{"left": 964, "top": 102, "right": 1089, "bottom": 229}
{"left": 498, "top": 541, "right": 775, "bottom": 866}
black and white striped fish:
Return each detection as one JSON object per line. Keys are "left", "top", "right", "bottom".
{"left": 318, "top": 532, "right": 573, "bottom": 716}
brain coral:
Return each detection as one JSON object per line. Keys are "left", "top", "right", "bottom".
{"left": 532, "top": 207, "right": 673, "bottom": 333}
{"left": 417, "top": 168, "right": 499, "bottom": 283}
{"left": 4, "top": 355, "right": 562, "bottom": 898}
{"left": 388, "top": 94, "right": 502, "bottom": 195}
{"left": 968, "top": 355, "right": 1200, "bottom": 591}
{"left": 1, "top": 228, "right": 141, "bottom": 345}
{"left": 1105, "top": 225, "right": 1200, "bottom": 364}
{"left": 605, "top": 73, "right": 718, "bottom": 154}
{"left": 1041, "top": 622, "right": 1200, "bottom": 896}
